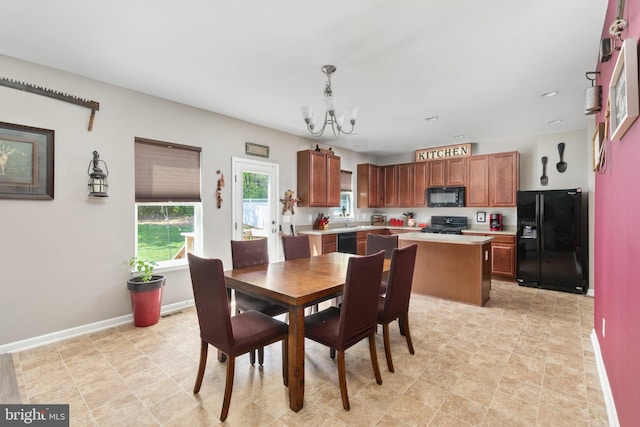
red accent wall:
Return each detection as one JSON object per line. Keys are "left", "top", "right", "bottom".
{"left": 595, "top": 1, "right": 640, "bottom": 425}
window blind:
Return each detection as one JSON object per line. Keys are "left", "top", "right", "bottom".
{"left": 340, "top": 170, "right": 352, "bottom": 191}
{"left": 135, "top": 137, "right": 201, "bottom": 202}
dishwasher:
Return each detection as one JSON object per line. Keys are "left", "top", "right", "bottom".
{"left": 337, "top": 232, "right": 357, "bottom": 254}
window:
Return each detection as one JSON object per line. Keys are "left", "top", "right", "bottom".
{"left": 134, "top": 138, "right": 202, "bottom": 266}
{"left": 335, "top": 170, "right": 354, "bottom": 219}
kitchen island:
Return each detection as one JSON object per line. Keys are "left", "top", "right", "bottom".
{"left": 398, "top": 232, "right": 493, "bottom": 306}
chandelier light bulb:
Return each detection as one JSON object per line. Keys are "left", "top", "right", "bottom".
{"left": 299, "top": 105, "right": 314, "bottom": 122}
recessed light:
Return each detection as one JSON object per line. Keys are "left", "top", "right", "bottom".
{"left": 425, "top": 116, "right": 439, "bottom": 121}
{"left": 540, "top": 90, "right": 559, "bottom": 98}
{"left": 547, "top": 119, "right": 563, "bottom": 124}
{"left": 454, "top": 134, "right": 465, "bottom": 139}
{"left": 386, "top": 145, "right": 393, "bottom": 149}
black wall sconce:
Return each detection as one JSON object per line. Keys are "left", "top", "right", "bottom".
{"left": 88, "top": 150, "right": 109, "bottom": 197}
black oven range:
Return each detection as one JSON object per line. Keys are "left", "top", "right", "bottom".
{"left": 421, "top": 216, "right": 468, "bottom": 234}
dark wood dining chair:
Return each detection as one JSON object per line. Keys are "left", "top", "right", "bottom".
{"left": 231, "top": 239, "right": 288, "bottom": 365}
{"left": 282, "top": 234, "right": 311, "bottom": 260}
{"left": 282, "top": 234, "right": 319, "bottom": 313}
{"left": 377, "top": 244, "right": 418, "bottom": 372}
{"left": 366, "top": 233, "right": 399, "bottom": 295}
{"left": 365, "top": 234, "right": 398, "bottom": 259}
{"left": 304, "top": 250, "right": 386, "bottom": 410}
{"left": 187, "top": 254, "right": 288, "bottom": 422}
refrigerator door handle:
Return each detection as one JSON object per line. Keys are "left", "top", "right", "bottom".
{"left": 539, "top": 193, "right": 544, "bottom": 252}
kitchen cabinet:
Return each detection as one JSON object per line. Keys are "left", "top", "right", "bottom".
{"left": 489, "top": 151, "right": 519, "bottom": 207}
{"left": 382, "top": 165, "right": 397, "bottom": 207}
{"left": 464, "top": 232, "right": 516, "bottom": 278}
{"left": 466, "top": 155, "right": 490, "bottom": 207}
{"left": 356, "top": 229, "right": 380, "bottom": 255}
{"left": 307, "top": 234, "right": 337, "bottom": 255}
{"left": 413, "top": 162, "right": 428, "bottom": 206}
{"left": 466, "top": 151, "right": 519, "bottom": 207}
{"left": 428, "top": 158, "right": 467, "bottom": 187}
{"left": 396, "top": 163, "right": 414, "bottom": 207}
{"left": 357, "top": 163, "right": 383, "bottom": 208}
{"left": 297, "top": 150, "right": 341, "bottom": 207}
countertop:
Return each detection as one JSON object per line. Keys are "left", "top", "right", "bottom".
{"left": 298, "top": 225, "right": 416, "bottom": 235}
{"left": 297, "top": 225, "right": 516, "bottom": 236}
{"left": 398, "top": 232, "right": 493, "bottom": 245}
{"left": 461, "top": 227, "right": 517, "bottom": 236}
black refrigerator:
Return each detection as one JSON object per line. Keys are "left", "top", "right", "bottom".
{"left": 516, "top": 189, "right": 588, "bottom": 294}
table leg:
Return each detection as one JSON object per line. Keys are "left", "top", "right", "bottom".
{"left": 288, "top": 305, "right": 305, "bottom": 411}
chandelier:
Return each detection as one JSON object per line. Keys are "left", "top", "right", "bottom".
{"left": 300, "top": 65, "right": 358, "bottom": 138}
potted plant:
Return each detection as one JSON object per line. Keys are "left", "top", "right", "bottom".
{"left": 403, "top": 212, "right": 417, "bottom": 227}
{"left": 127, "top": 257, "right": 166, "bottom": 327}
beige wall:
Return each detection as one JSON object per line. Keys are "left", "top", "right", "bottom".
{"left": 0, "top": 54, "right": 375, "bottom": 346}
{"left": 0, "top": 53, "right": 594, "bottom": 347}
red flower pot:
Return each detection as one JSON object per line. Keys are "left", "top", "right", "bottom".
{"left": 127, "top": 275, "right": 166, "bottom": 327}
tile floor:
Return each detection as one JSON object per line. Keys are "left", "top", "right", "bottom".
{"left": 12, "top": 280, "right": 609, "bottom": 426}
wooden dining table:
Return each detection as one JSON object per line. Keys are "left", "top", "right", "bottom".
{"left": 224, "top": 251, "right": 390, "bottom": 412}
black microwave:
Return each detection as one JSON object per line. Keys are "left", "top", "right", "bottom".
{"left": 426, "top": 186, "right": 465, "bottom": 207}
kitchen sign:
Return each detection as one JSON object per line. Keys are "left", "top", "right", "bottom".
{"left": 415, "top": 143, "right": 472, "bottom": 162}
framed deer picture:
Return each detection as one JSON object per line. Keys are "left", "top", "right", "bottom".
{"left": 0, "top": 122, "right": 54, "bottom": 200}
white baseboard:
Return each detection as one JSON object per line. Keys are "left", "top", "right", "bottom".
{"left": 591, "top": 329, "right": 620, "bottom": 427}
{"left": 0, "top": 299, "right": 194, "bottom": 355}
{"left": 587, "top": 288, "right": 595, "bottom": 297}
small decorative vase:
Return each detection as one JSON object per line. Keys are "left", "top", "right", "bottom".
{"left": 407, "top": 218, "right": 416, "bottom": 227}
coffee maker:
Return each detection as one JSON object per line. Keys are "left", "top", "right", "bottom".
{"left": 490, "top": 213, "right": 503, "bottom": 231}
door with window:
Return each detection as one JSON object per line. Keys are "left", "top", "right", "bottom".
{"left": 232, "top": 157, "right": 280, "bottom": 261}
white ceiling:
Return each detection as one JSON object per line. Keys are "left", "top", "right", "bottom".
{"left": 1, "top": 1, "right": 608, "bottom": 156}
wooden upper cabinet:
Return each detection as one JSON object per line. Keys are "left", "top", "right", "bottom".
{"left": 489, "top": 151, "right": 519, "bottom": 207}
{"left": 428, "top": 158, "right": 466, "bottom": 187}
{"left": 413, "top": 162, "right": 428, "bottom": 206}
{"left": 397, "top": 163, "right": 414, "bottom": 207}
{"left": 466, "top": 151, "right": 519, "bottom": 207}
{"left": 382, "top": 165, "right": 397, "bottom": 207}
{"left": 297, "top": 150, "right": 341, "bottom": 207}
{"left": 326, "top": 154, "right": 341, "bottom": 207}
{"left": 357, "top": 163, "right": 382, "bottom": 208}
{"left": 447, "top": 158, "right": 467, "bottom": 186}
{"left": 466, "top": 155, "right": 490, "bottom": 207}
{"left": 429, "top": 160, "right": 446, "bottom": 187}
{"left": 356, "top": 151, "right": 516, "bottom": 209}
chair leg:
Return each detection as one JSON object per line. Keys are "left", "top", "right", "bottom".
{"left": 258, "top": 347, "right": 265, "bottom": 366}
{"left": 220, "top": 355, "right": 235, "bottom": 422}
{"left": 337, "top": 350, "right": 350, "bottom": 411}
{"left": 249, "top": 350, "right": 256, "bottom": 365}
{"left": 399, "top": 319, "right": 405, "bottom": 336}
{"left": 193, "top": 341, "right": 208, "bottom": 393}
{"left": 217, "top": 349, "right": 227, "bottom": 363}
{"left": 282, "top": 338, "right": 288, "bottom": 387}
{"left": 368, "top": 333, "right": 383, "bottom": 385}
{"left": 382, "top": 323, "right": 394, "bottom": 373}
{"left": 330, "top": 348, "right": 336, "bottom": 359}
{"left": 400, "top": 313, "right": 414, "bottom": 355}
